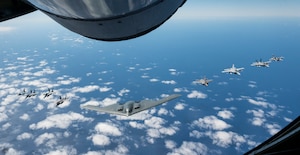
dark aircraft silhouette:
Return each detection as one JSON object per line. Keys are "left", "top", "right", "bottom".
{"left": 43, "top": 88, "right": 53, "bottom": 98}
{"left": 1, "top": 0, "right": 186, "bottom": 41}
{"left": 270, "top": 55, "right": 284, "bottom": 62}
{"left": 18, "top": 89, "right": 26, "bottom": 96}
{"left": 56, "top": 96, "right": 67, "bottom": 107}
{"left": 25, "top": 90, "right": 36, "bottom": 99}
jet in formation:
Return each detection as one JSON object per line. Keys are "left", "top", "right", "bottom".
{"left": 56, "top": 96, "right": 68, "bottom": 107}
{"left": 25, "top": 90, "right": 36, "bottom": 99}
{"left": 82, "top": 94, "right": 181, "bottom": 116}
{"left": 251, "top": 59, "right": 271, "bottom": 67}
{"left": 193, "top": 77, "right": 213, "bottom": 87}
{"left": 270, "top": 55, "right": 284, "bottom": 62}
{"left": 43, "top": 88, "right": 54, "bottom": 98}
{"left": 18, "top": 89, "right": 26, "bottom": 96}
{"left": 222, "top": 64, "right": 244, "bottom": 75}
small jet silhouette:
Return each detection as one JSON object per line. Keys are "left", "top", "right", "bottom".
{"left": 270, "top": 55, "right": 284, "bottom": 62}
{"left": 56, "top": 96, "right": 68, "bottom": 107}
{"left": 18, "top": 89, "right": 26, "bottom": 96}
{"left": 222, "top": 64, "right": 244, "bottom": 75}
{"left": 193, "top": 77, "right": 213, "bottom": 87}
{"left": 251, "top": 59, "right": 271, "bottom": 67}
{"left": 25, "top": 90, "right": 36, "bottom": 99}
{"left": 43, "top": 88, "right": 54, "bottom": 98}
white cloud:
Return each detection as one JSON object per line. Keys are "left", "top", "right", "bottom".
{"left": 173, "top": 88, "right": 189, "bottom": 93}
{"left": 2, "top": 123, "right": 11, "bottom": 130}
{"left": 33, "top": 67, "right": 56, "bottom": 76}
{"left": 189, "top": 130, "right": 203, "bottom": 139}
{"left": 165, "top": 140, "right": 177, "bottom": 150}
{"left": 94, "top": 122, "right": 122, "bottom": 136}
{"left": 250, "top": 117, "right": 266, "bottom": 126}
{"left": 161, "top": 80, "right": 176, "bottom": 85}
{"left": 99, "top": 86, "right": 112, "bottom": 92}
{"left": 57, "top": 77, "right": 80, "bottom": 85}
{"left": 34, "top": 133, "right": 56, "bottom": 146}
{"left": 149, "top": 78, "right": 159, "bottom": 82}
{"left": 118, "top": 88, "right": 130, "bottom": 96}
{"left": 169, "top": 69, "right": 176, "bottom": 72}
{"left": 158, "top": 108, "right": 168, "bottom": 116}
{"left": 34, "top": 103, "right": 44, "bottom": 112}
{"left": 205, "top": 131, "right": 246, "bottom": 148}
{"left": 174, "top": 103, "right": 185, "bottom": 110}
{"left": 187, "top": 91, "right": 207, "bottom": 99}
{"left": 167, "top": 141, "right": 208, "bottom": 155}
{"left": 144, "top": 117, "right": 165, "bottom": 129}
{"left": 247, "top": 98, "right": 268, "bottom": 108}
{"left": 128, "top": 121, "right": 145, "bottom": 129}
{"left": 91, "top": 134, "right": 110, "bottom": 146}
{"left": 45, "top": 146, "right": 77, "bottom": 155}
{"left": 17, "top": 132, "right": 33, "bottom": 140}
{"left": 192, "top": 116, "right": 231, "bottom": 130}
{"left": 72, "top": 85, "right": 99, "bottom": 93}
{"left": 265, "top": 123, "right": 281, "bottom": 135}
{"left": 147, "top": 128, "right": 160, "bottom": 138}
{"left": 19, "top": 113, "right": 30, "bottom": 121}
{"left": 0, "top": 113, "right": 8, "bottom": 122}
{"left": 225, "top": 97, "right": 234, "bottom": 102}
{"left": 29, "top": 112, "right": 93, "bottom": 130}
{"left": 284, "top": 117, "right": 292, "bottom": 122}
{"left": 217, "top": 110, "right": 234, "bottom": 119}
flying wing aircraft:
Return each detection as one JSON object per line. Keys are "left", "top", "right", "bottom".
{"left": 222, "top": 64, "right": 244, "bottom": 75}
{"left": 82, "top": 94, "right": 181, "bottom": 116}
{"left": 251, "top": 59, "right": 271, "bottom": 67}
{"left": 193, "top": 77, "right": 213, "bottom": 87}
{"left": 1, "top": 0, "right": 186, "bottom": 41}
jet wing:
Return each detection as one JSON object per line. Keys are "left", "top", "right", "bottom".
{"left": 82, "top": 104, "right": 128, "bottom": 116}
{"left": 129, "top": 94, "right": 181, "bottom": 116}
{"left": 82, "top": 94, "right": 181, "bottom": 116}
{"left": 236, "top": 67, "right": 244, "bottom": 71}
{"left": 222, "top": 69, "right": 230, "bottom": 73}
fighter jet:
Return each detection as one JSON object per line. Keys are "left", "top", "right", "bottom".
{"left": 56, "top": 96, "right": 68, "bottom": 107}
{"left": 270, "top": 55, "right": 284, "bottom": 62}
{"left": 25, "top": 90, "right": 36, "bottom": 99}
{"left": 82, "top": 94, "right": 181, "bottom": 117}
{"left": 222, "top": 64, "right": 244, "bottom": 75}
{"left": 193, "top": 77, "right": 213, "bottom": 87}
{"left": 251, "top": 59, "right": 271, "bottom": 67}
{"left": 43, "top": 88, "right": 54, "bottom": 98}
{"left": 18, "top": 89, "right": 26, "bottom": 96}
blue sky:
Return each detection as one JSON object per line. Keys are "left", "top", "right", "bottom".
{"left": 174, "top": 0, "right": 300, "bottom": 19}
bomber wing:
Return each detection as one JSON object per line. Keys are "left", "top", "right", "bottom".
{"left": 82, "top": 104, "right": 128, "bottom": 116}
{"left": 129, "top": 94, "right": 181, "bottom": 116}
{"left": 82, "top": 94, "right": 181, "bottom": 116}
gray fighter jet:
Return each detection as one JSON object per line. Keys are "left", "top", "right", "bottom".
{"left": 56, "top": 96, "right": 68, "bottom": 107}
{"left": 25, "top": 90, "right": 36, "bottom": 99}
{"left": 251, "top": 59, "right": 271, "bottom": 67}
{"left": 193, "top": 77, "right": 213, "bottom": 87}
{"left": 222, "top": 64, "right": 244, "bottom": 75}
{"left": 270, "top": 55, "right": 284, "bottom": 62}
{"left": 43, "top": 88, "right": 54, "bottom": 98}
{"left": 18, "top": 89, "right": 26, "bottom": 96}
{"left": 82, "top": 94, "right": 181, "bottom": 116}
